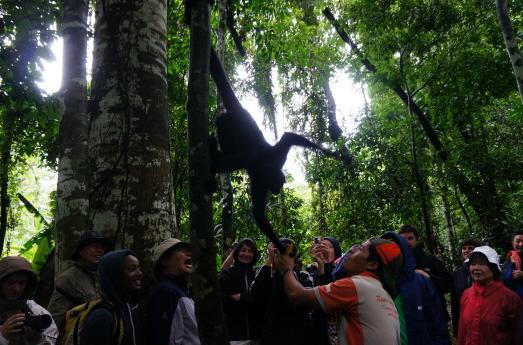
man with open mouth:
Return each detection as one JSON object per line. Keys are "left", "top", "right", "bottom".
{"left": 149, "top": 238, "right": 199, "bottom": 345}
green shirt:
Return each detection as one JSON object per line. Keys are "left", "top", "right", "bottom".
{"left": 394, "top": 295, "right": 408, "bottom": 345}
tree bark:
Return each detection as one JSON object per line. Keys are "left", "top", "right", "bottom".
{"left": 217, "top": 0, "right": 235, "bottom": 257}
{"left": 55, "top": 0, "right": 90, "bottom": 274}
{"left": 89, "top": 0, "right": 175, "bottom": 286}
{"left": 496, "top": 0, "right": 523, "bottom": 103}
{"left": 0, "top": 111, "right": 14, "bottom": 256}
{"left": 187, "top": 0, "right": 228, "bottom": 343}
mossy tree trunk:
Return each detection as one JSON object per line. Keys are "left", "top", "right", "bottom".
{"left": 0, "top": 111, "right": 13, "bottom": 256}
{"left": 186, "top": 0, "right": 228, "bottom": 343}
{"left": 216, "top": 0, "right": 235, "bottom": 257}
{"left": 55, "top": 0, "right": 90, "bottom": 274}
{"left": 88, "top": 0, "right": 176, "bottom": 286}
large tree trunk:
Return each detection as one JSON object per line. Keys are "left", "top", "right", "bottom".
{"left": 216, "top": 0, "right": 235, "bottom": 257}
{"left": 0, "top": 111, "right": 14, "bottom": 256}
{"left": 55, "top": 0, "right": 90, "bottom": 274}
{"left": 187, "top": 0, "right": 228, "bottom": 343}
{"left": 496, "top": 0, "right": 523, "bottom": 103}
{"left": 89, "top": 0, "right": 175, "bottom": 285}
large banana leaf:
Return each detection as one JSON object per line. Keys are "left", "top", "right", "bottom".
{"left": 17, "top": 193, "right": 54, "bottom": 274}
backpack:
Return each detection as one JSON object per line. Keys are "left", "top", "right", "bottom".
{"left": 58, "top": 299, "right": 124, "bottom": 345}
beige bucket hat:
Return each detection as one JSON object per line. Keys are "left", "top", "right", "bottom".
{"left": 153, "top": 238, "right": 190, "bottom": 277}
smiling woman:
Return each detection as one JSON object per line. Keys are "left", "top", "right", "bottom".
{"left": 47, "top": 230, "right": 111, "bottom": 325}
{"left": 219, "top": 238, "right": 262, "bottom": 343}
{"left": 80, "top": 249, "right": 143, "bottom": 345}
{"left": 458, "top": 246, "right": 522, "bottom": 345}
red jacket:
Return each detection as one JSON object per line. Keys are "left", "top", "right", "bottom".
{"left": 457, "top": 280, "right": 522, "bottom": 345}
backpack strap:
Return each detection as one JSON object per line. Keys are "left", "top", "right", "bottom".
{"left": 71, "top": 300, "right": 123, "bottom": 345}
{"left": 71, "top": 301, "right": 95, "bottom": 345}
{"left": 98, "top": 300, "right": 124, "bottom": 345}
{"left": 72, "top": 312, "right": 82, "bottom": 345}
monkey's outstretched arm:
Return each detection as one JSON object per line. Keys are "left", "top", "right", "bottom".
{"left": 277, "top": 132, "right": 324, "bottom": 150}
{"left": 271, "top": 132, "right": 336, "bottom": 168}
{"left": 210, "top": 48, "right": 242, "bottom": 112}
{"left": 251, "top": 180, "right": 286, "bottom": 253}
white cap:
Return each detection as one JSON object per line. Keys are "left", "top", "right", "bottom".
{"left": 465, "top": 245, "right": 501, "bottom": 272}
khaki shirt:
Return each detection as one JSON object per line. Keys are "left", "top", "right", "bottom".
{"left": 47, "top": 262, "right": 98, "bottom": 325}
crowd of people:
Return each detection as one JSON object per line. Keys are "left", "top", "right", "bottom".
{"left": 0, "top": 226, "right": 522, "bottom": 345}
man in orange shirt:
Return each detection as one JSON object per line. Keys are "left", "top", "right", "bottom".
{"left": 273, "top": 237, "right": 403, "bottom": 345}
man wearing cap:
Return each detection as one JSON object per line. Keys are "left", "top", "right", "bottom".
{"left": 457, "top": 246, "right": 523, "bottom": 345}
{"left": 274, "top": 237, "right": 403, "bottom": 345}
{"left": 149, "top": 238, "right": 199, "bottom": 345}
{"left": 47, "top": 231, "right": 111, "bottom": 325}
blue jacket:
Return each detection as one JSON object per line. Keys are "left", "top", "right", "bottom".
{"left": 382, "top": 232, "right": 449, "bottom": 345}
{"left": 502, "top": 260, "right": 523, "bottom": 299}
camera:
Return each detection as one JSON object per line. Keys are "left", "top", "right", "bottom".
{"left": 0, "top": 302, "right": 52, "bottom": 333}
{"left": 313, "top": 236, "right": 321, "bottom": 244}
{"left": 23, "top": 313, "right": 52, "bottom": 332}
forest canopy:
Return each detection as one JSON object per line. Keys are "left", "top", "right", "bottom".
{"left": 0, "top": 0, "right": 522, "bottom": 272}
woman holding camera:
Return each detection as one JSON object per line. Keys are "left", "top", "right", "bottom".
{"left": 0, "top": 256, "right": 58, "bottom": 345}
{"left": 310, "top": 236, "right": 342, "bottom": 345}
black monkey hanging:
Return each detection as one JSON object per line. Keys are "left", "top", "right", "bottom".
{"left": 209, "top": 48, "right": 335, "bottom": 252}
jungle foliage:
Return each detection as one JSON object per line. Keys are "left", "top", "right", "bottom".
{"left": 0, "top": 0, "right": 522, "bottom": 268}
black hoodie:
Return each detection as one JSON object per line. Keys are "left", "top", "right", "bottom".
{"left": 219, "top": 238, "right": 263, "bottom": 341}
{"left": 80, "top": 250, "right": 142, "bottom": 345}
